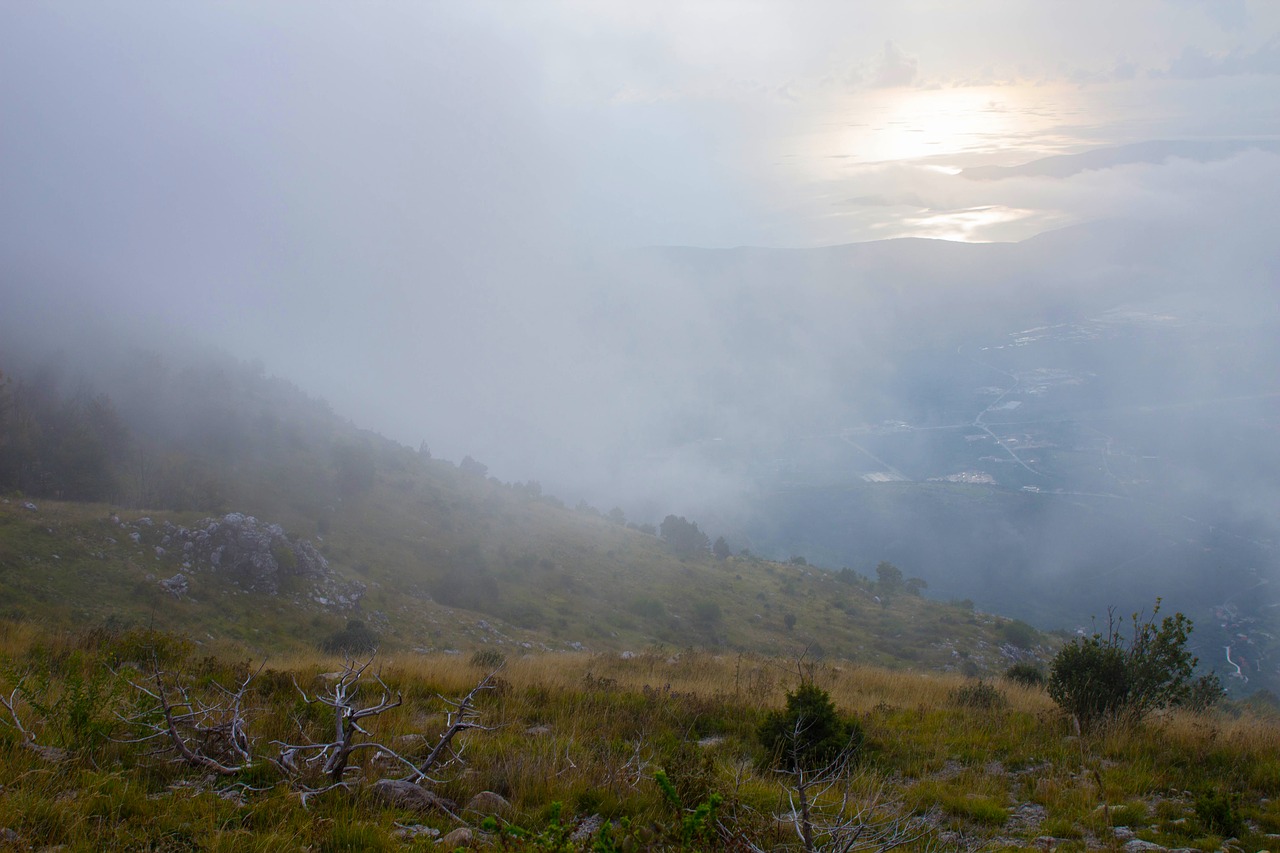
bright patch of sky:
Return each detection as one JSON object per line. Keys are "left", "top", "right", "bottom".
{"left": 486, "top": 0, "right": 1280, "bottom": 245}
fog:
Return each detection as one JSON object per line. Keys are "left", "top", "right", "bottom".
{"left": 3, "top": 2, "right": 1280, "bottom": 635}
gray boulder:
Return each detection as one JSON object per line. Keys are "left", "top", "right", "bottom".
{"left": 159, "top": 573, "right": 189, "bottom": 598}
{"left": 466, "top": 790, "right": 512, "bottom": 815}
{"left": 370, "top": 779, "right": 456, "bottom": 814}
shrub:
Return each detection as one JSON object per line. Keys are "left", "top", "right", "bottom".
{"left": 470, "top": 648, "right": 506, "bottom": 670}
{"left": 998, "top": 619, "right": 1039, "bottom": 649}
{"left": 1195, "top": 789, "right": 1242, "bottom": 837}
{"left": 691, "top": 600, "right": 722, "bottom": 625}
{"left": 320, "top": 619, "right": 378, "bottom": 655}
{"left": 949, "top": 679, "right": 1006, "bottom": 710}
{"left": 758, "top": 682, "right": 863, "bottom": 772}
{"left": 1004, "top": 662, "right": 1047, "bottom": 688}
{"left": 628, "top": 596, "right": 666, "bottom": 620}
{"left": 1048, "top": 600, "right": 1211, "bottom": 729}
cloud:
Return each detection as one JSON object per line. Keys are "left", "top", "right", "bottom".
{"left": 1154, "top": 36, "right": 1280, "bottom": 78}
{"left": 844, "top": 193, "right": 930, "bottom": 208}
{"left": 870, "top": 41, "right": 919, "bottom": 88}
{"left": 1165, "top": 0, "right": 1250, "bottom": 32}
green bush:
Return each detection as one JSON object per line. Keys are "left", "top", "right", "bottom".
{"left": 758, "top": 682, "right": 863, "bottom": 772}
{"left": 1004, "top": 662, "right": 1047, "bottom": 688}
{"left": 627, "top": 596, "right": 666, "bottom": 620}
{"left": 1048, "top": 601, "right": 1212, "bottom": 729}
{"left": 998, "top": 619, "right": 1039, "bottom": 649}
{"left": 319, "top": 619, "right": 379, "bottom": 655}
{"left": 470, "top": 648, "right": 506, "bottom": 670}
{"left": 692, "top": 600, "right": 722, "bottom": 625}
{"left": 1195, "top": 789, "right": 1242, "bottom": 837}
{"left": 949, "top": 679, "right": 1006, "bottom": 710}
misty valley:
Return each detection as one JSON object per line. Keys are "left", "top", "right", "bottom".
{"left": 4, "top": 2, "right": 1280, "bottom": 848}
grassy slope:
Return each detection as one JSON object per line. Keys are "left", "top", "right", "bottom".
{"left": 0, "top": 625, "right": 1276, "bottom": 852}
{"left": 0, "top": 470, "right": 1040, "bottom": 675}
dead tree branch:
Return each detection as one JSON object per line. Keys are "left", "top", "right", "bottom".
{"left": 777, "top": 747, "right": 933, "bottom": 852}
{"left": 403, "top": 667, "right": 500, "bottom": 784}
{"left": 272, "top": 655, "right": 409, "bottom": 784}
{"left": 116, "top": 656, "right": 262, "bottom": 776}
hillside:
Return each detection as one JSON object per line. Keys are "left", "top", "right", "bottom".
{"left": 0, "top": 629, "right": 1277, "bottom": 851}
{"left": 0, "top": 348, "right": 1049, "bottom": 673}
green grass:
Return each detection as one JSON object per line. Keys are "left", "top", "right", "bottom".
{"left": 0, "top": 493, "right": 1049, "bottom": 677}
{"left": 0, "top": 623, "right": 1273, "bottom": 851}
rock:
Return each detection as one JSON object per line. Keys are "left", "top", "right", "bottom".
{"left": 1007, "top": 802, "right": 1046, "bottom": 834}
{"left": 1123, "top": 841, "right": 1169, "bottom": 852}
{"left": 392, "top": 824, "right": 439, "bottom": 840}
{"left": 570, "top": 814, "right": 604, "bottom": 843}
{"left": 159, "top": 573, "right": 189, "bottom": 598}
{"left": 161, "top": 511, "right": 362, "bottom": 607}
{"left": 525, "top": 725, "right": 552, "bottom": 736}
{"left": 1114, "top": 826, "right": 1136, "bottom": 841}
{"left": 466, "top": 791, "right": 512, "bottom": 815}
{"left": 440, "top": 827, "right": 473, "bottom": 848}
{"left": 22, "top": 502, "right": 37, "bottom": 511}
{"left": 130, "top": 531, "right": 142, "bottom": 544}
{"left": 0, "top": 828, "right": 19, "bottom": 843}
{"left": 370, "top": 779, "right": 456, "bottom": 814}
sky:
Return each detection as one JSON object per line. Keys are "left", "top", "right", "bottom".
{"left": 2, "top": 0, "right": 1279, "bottom": 489}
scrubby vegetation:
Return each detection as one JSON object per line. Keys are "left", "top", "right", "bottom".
{"left": 0, "top": 621, "right": 1274, "bottom": 851}
{"left": 0, "top": 351, "right": 1255, "bottom": 850}
{"left": 1047, "top": 602, "right": 1222, "bottom": 730}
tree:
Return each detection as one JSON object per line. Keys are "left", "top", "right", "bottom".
{"left": 459, "top": 455, "right": 488, "bottom": 477}
{"left": 757, "top": 677, "right": 928, "bottom": 852}
{"left": 659, "top": 514, "right": 710, "bottom": 557}
{"left": 1048, "top": 600, "right": 1220, "bottom": 730}
{"left": 712, "top": 536, "right": 732, "bottom": 560}
{"left": 875, "top": 561, "right": 903, "bottom": 594}
{"left": 759, "top": 682, "right": 862, "bottom": 773}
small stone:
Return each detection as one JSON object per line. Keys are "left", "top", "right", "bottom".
{"left": 370, "top": 779, "right": 455, "bottom": 814}
{"left": 159, "top": 573, "right": 189, "bottom": 598}
{"left": 466, "top": 791, "right": 512, "bottom": 815}
{"left": 525, "top": 725, "right": 551, "bottom": 736}
{"left": 1123, "top": 840, "right": 1169, "bottom": 852}
{"left": 440, "top": 827, "right": 473, "bottom": 848}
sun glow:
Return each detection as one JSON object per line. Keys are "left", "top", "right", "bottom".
{"left": 797, "top": 85, "right": 1087, "bottom": 176}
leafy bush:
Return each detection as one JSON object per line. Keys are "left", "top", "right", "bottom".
{"left": 998, "top": 619, "right": 1039, "bottom": 649}
{"left": 659, "top": 515, "right": 709, "bottom": 557}
{"left": 628, "top": 596, "right": 666, "bottom": 620}
{"left": 1195, "top": 789, "right": 1242, "bottom": 837}
{"left": 1048, "top": 601, "right": 1212, "bottom": 729}
{"left": 949, "top": 679, "right": 1006, "bottom": 710}
{"left": 1004, "top": 662, "right": 1047, "bottom": 688}
{"left": 470, "top": 648, "right": 506, "bottom": 670}
{"left": 691, "top": 600, "right": 722, "bottom": 625}
{"left": 320, "top": 619, "right": 379, "bottom": 655}
{"left": 758, "top": 682, "right": 863, "bottom": 771}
